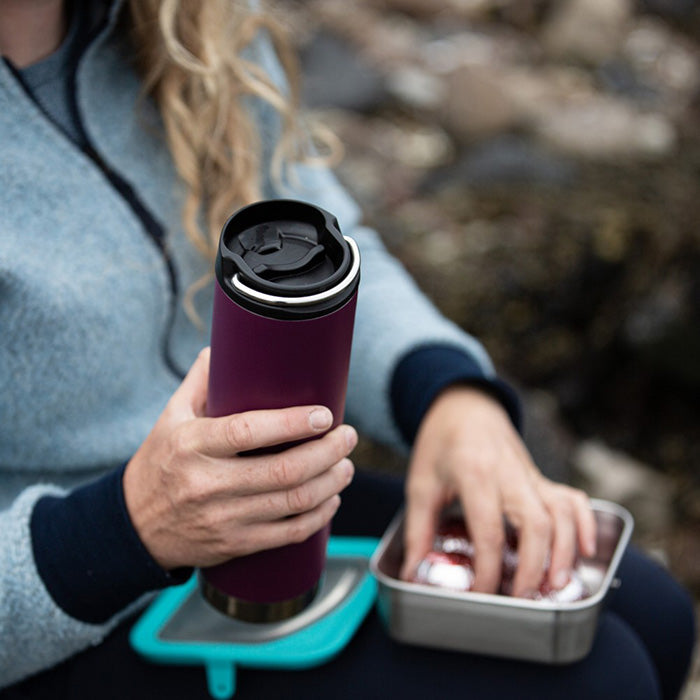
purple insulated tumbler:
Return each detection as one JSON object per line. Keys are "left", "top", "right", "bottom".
{"left": 201, "top": 199, "right": 360, "bottom": 622}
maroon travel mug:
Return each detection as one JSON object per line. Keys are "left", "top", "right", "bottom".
{"left": 201, "top": 200, "right": 360, "bottom": 622}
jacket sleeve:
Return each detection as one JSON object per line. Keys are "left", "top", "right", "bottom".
{"left": 0, "top": 485, "right": 111, "bottom": 688}
{"left": 0, "top": 468, "right": 185, "bottom": 689}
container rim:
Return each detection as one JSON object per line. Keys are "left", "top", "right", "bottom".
{"left": 230, "top": 237, "right": 360, "bottom": 307}
{"left": 369, "top": 498, "right": 634, "bottom": 612}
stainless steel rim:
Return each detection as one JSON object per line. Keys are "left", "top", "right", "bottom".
{"left": 200, "top": 576, "right": 320, "bottom": 623}
{"left": 230, "top": 236, "right": 360, "bottom": 307}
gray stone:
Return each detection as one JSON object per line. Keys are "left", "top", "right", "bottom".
{"left": 438, "top": 63, "right": 520, "bottom": 142}
{"left": 639, "top": 0, "right": 700, "bottom": 18}
{"left": 521, "top": 389, "right": 575, "bottom": 484}
{"left": 572, "top": 440, "right": 674, "bottom": 535}
{"left": 597, "top": 60, "right": 660, "bottom": 104}
{"left": 424, "top": 135, "right": 578, "bottom": 190}
{"left": 300, "top": 32, "right": 388, "bottom": 112}
{"left": 534, "top": 96, "right": 676, "bottom": 159}
{"left": 541, "top": 0, "right": 633, "bottom": 65}
{"left": 386, "top": 65, "right": 445, "bottom": 111}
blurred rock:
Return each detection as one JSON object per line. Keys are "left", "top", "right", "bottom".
{"left": 597, "top": 60, "right": 660, "bottom": 104}
{"left": 624, "top": 277, "right": 687, "bottom": 346}
{"left": 572, "top": 440, "right": 674, "bottom": 535}
{"left": 421, "top": 31, "right": 536, "bottom": 76}
{"left": 300, "top": 32, "right": 388, "bottom": 111}
{"left": 521, "top": 389, "right": 575, "bottom": 483}
{"left": 386, "top": 65, "right": 445, "bottom": 111}
{"left": 500, "top": 66, "right": 597, "bottom": 124}
{"left": 438, "top": 63, "right": 520, "bottom": 141}
{"left": 308, "top": 0, "right": 423, "bottom": 67}
{"left": 623, "top": 19, "right": 700, "bottom": 102}
{"left": 541, "top": 0, "right": 633, "bottom": 65}
{"left": 424, "top": 135, "right": 577, "bottom": 189}
{"left": 534, "top": 96, "right": 676, "bottom": 159}
{"left": 365, "top": 0, "right": 496, "bottom": 20}
{"left": 639, "top": 0, "right": 700, "bottom": 19}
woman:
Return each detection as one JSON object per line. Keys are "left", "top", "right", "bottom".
{"left": 0, "top": 0, "right": 695, "bottom": 697}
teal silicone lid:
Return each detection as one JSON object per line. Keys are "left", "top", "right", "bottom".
{"left": 130, "top": 537, "right": 379, "bottom": 699}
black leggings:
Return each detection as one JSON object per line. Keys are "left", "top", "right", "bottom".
{"left": 3, "top": 471, "right": 696, "bottom": 700}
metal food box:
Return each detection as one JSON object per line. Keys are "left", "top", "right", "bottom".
{"left": 369, "top": 499, "right": 633, "bottom": 664}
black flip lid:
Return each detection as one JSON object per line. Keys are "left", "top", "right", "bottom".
{"left": 216, "top": 200, "right": 359, "bottom": 318}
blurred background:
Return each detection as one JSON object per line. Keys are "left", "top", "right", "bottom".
{"left": 278, "top": 0, "right": 699, "bottom": 693}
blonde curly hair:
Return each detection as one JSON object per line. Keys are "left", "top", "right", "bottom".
{"left": 125, "top": 0, "right": 336, "bottom": 318}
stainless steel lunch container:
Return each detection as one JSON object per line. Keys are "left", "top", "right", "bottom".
{"left": 369, "top": 499, "right": 633, "bottom": 664}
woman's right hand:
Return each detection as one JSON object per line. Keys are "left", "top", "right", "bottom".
{"left": 122, "top": 348, "right": 357, "bottom": 571}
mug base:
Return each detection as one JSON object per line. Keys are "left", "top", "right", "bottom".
{"left": 199, "top": 575, "right": 320, "bottom": 623}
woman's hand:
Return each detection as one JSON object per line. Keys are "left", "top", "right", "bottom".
{"left": 401, "top": 386, "right": 596, "bottom": 597}
{"left": 123, "top": 348, "right": 357, "bottom": 571}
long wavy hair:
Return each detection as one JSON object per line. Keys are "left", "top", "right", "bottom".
{"left": 125, "top": 0, "right": 337, "bottom": 319}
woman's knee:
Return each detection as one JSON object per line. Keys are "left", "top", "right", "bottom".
{"left": 574, "top": 612, "right": 662, "bottom": 700}
{"left": 608, "top": 547, "right": 696, "bottom": 698}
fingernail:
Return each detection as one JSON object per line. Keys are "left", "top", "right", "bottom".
{"left": 552, "top": 569, "right": 570, "bottom": 589}
{"left": 520, "top": 588, "right": 539, "bottom": 600}
{"left": 343, "top": 425, "right": 358, "bottom": 450}
{"left": 309, "top": 407, "right": 332, "bottom": 430}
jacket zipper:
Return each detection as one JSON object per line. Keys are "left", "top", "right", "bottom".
{"left": 2, "top": 56, "right": 186, "bottom": 381}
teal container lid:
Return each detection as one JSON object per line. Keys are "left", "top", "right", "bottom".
{"left": 130, "top": 537, "right": 379, "bottom": 699}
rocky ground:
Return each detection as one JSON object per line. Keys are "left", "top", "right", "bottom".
{"left": 279, "top": 0, "right": 699, "bottom": 694}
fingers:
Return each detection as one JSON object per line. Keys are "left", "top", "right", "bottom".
{"left": 239, "top": 458, "right": 354, "bottom": 523}
{"left": 225, "top": 423, "right": 357, "bottom": 495}
{"left": 574, "top": 490, "right": 598, "bottom": 559}
{"left": 236, "top": 494, "right": 343, "bottom": 557}
{"left": 402, "top": 429, "right": 447, "bottom": 581}
{"left": 544, "top": 493, "right": 577, "bottom": 591}
{"left": 530, "top": 484, "right": 596, "bottom": 592}
{"left": 184, "top": 404, "right": 340, "bottom": 458}
{"left": 400, "top": 385, "right": 597, "bottom": 600}
{"left": 401, "top": 479, "right": 442, "bottom": 581}
{"left": 165, "top": 421, "right": 357, "bottom": 515}
{"left": 510, "top": 505, "right": 551, "bottom": 598}
{"left": 458, "top": 470, "right": 505, "bottom": 594}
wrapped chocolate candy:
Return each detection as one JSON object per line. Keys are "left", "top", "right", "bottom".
{"left": 413, "top": 551, "right": 475, "bottom": 591}
{"left": 411, "top": 515, "right": 589, "bottom": 603}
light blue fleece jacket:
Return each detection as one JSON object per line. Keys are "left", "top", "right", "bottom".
{"left": 0, "top": 0, "right": 499, "bottom": 687}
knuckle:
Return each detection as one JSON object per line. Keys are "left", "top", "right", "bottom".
{"left": 286, "top": 484, "right": 313, "bottom": 514}
{"left": 572, "top": 489, "right": 592, "bottom": 509}
{"left": 551, "top": 498, "right": 574, "bottom": 520}
{"left": 464, "top": 456, "right": 494, "bottom": 485}
{"left": 281, "top": 410, "right": 297, "bottom": 437}
{"left": 270, "top": 455, "right": 298, "bottom": 488}
{"left": 198, "top": 504, "right": 222, "bottom": 532}
{"left": 285, "top": 518, "right": 309, "bottom": 544}
{"left": 177, "top": 469, "right": 210, "bottom": 506}
{"left": 226, "top": 415, "right": 255, "bottom": 450}
{"left": 405, "top": 475, "right": 434, "bottom": 501}
{"left": 529, "top": 512, "right": 552, "bottom": 539}
{"left": 172, "top": 425, "right": 196, "bottom": 459}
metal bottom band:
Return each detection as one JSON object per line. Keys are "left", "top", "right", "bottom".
{"left": 200, "top": 576, "right": 320, "bottom": 623}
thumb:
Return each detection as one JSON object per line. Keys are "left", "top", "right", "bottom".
{"left": 169, "top": 346, "right": 211, "bottom": 419}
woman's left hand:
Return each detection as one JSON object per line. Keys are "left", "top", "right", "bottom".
{"left": 400, "top": 386, "right": 597, "bottom": 598}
